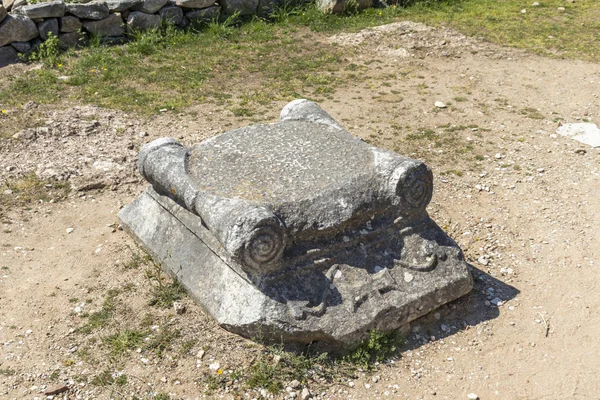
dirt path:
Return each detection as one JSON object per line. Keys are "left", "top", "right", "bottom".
{"left": 1, "top": 22, "right": 599, "bottom": 399}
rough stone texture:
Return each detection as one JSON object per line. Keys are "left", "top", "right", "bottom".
{"left": 10, "top": 40, "right": 30, "bottom": 52}
{"left": 556, "top": 123, "right": 600, "bottom": 147}
{"left": 2, "top": 0, "right": 13, "bottom": 12}
{"left": 0, "top": 5, "right": 7, "bottom": 23}
{"left": 58, "top": 31, "right": 80, "bottom": 49}
{"left": 0, "top": 44, "right": 19, "bottom": 66}
{"left": 132, "top": 0, "right": 168, "bottom": 13}
{"left": 175, "top": 0, "right": 213, "bottom": 8}
{"left": 60, "top": 15, "right": 82, "bottom": 32}
{"left": 120, "top": 100, "right": 473, "bottom": 347}
{"left": 105, "top": 0, "right": 142, "bottom": 11}
{"left": 82, "top": 13, "right": 123, "bottom": 37}
{"left": 12, "top": 0, "right": 65, "bottom": 19}
{"left": 317, "top": 0, "right": 372, "bottom": 13}
{"left": 185, "top": 5, "right": 218, "bottom": 21}
{"left": 100, "top": 35, "right": 126, "bottom": 44}
{"left": 127, "top": 11, "right": 160, "bottom": 30}
{"left": 65, "top": 2, "right": 110, "bottom": 20}
{"left": 158, "top": 5, "right": 183, "bottom": 25}
{"left": 38, "top": 18, "right": 58, "bottom": 41}
{"left": 220, "top": 0, "right": 257, "bottom": 15}
{"left": 0, "top": 15, "right": 38, "bottom": 47}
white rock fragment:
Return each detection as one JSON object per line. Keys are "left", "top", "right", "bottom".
{"left": 556, "top": 123, "right": 600, "bottom": 147}
{"left": 467, "top": 394, "right": 479, "bottom": 400}
{"left": 404, "top": 272, "right": 414, "bottom": 282}
{"left": 208, "top": 362, "right": 220, "bottom": 370}
{"left": 434, "top": 101, "right": 447, "bottom": 108}
{"left": 66, "top": 227, "right": 75, "bottom": 234}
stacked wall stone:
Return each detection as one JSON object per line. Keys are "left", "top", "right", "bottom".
{"left": 0, "top": 0, "right": 366, "bottom": 67}
{"left": 0, "top": 0, "right": 225, "bottom": 66}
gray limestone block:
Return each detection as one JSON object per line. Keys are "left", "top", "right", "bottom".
{"left": 185, "top": 5, "right": 218, "bottom": 22}
{"left": 10, "top": 40, "right": 30, "bottom": 52}
{"left": 317, "top": 0, "right": 372, "bottom": 13}
{"left": 132, "top": 0, "right": 167, "bottom": 14}
{"left": 65, "top": 2, "right": 109, "bottom": 20}
{"left": 0, "top": 14, "right": 38, "bottom": 47}
{"left": 82, "top": 13, "right": 123, "bottom": 37}
{"left": 126, "top": 10, "right": 160, "bottom": 31}
{"left": 0, "top": 5, "right": 7, "bottom": 24}
{"left": 58, "top": 31, "right": 80, "bottom": 49}
{"left": 174, "top": 0, "right": 213, "bottom": 8}
{"left": 60, "top": 15, "right": 82, "bottom": 32}
{"left": 220, "top": 0, "right": 257, "bottom": 16}
{"left": 120, "top": 100, "right": 473, "bottom": 347}
{"left": 0, "top": 44, "right": 19, "bottom": 67}
{"left": 158, "top": 5, "right": 182, "bottom": 25}
{"left": 12, "top": 0, "right": 65, "bottom": 19}
{"left": 105, "top": 0, "right": 142, "bottom": 11}
{"left": 38, "top": 18, "right": 58, "bottom": 40}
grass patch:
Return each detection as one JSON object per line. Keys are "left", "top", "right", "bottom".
{"left": 145, "top": 262, "right": 186, "bottom": 309}
{"left": 0, "top": 174, "right": 70, "bottom": 210}
{"left": 0, "top": 368, "right": 16, "bottom": 376}
{"left": 78, "top": 289, "right": 120, "bottom": 334}
{"left": 103, "top": 329, "right": 145, "bottom": 356}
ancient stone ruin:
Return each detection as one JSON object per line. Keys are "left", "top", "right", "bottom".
{"left": 119, "top": 99, "right": 472, "bottom": 348}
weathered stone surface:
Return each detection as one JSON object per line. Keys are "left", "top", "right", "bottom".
{"left": 317, "top": 0, "right": 372, "bottom": 13}
{"left": 100, "top": 35, "right": 126, "bottom": 45}
{"left": 105, "top": 0, "right": 142, "bottom": 11}
{"left": 82, "top": 13, "right": 123, "bottom": 37}
{"left": 127, "top": 10, "right": 160, "bottom": 30}
{"left": 10, "top": 40, "right": 30, "bottom": 53}
{"left": 12, "top": 0, "right": 65, "bottom": 19}
{"left": 38, "top": 18, "right": 58, "bottom": 40}
{"left": 58, "top": 31, "right": 80, "bottom": 49}
{"left": 2, "top": 0, "right": 13, "bottom": 12}
{"left": 120, "top": 100, "right": 473, "bottom": 347}
{"left": 0, "top": 5, "right": 7, "bottom": 24}
{"left": 0, "top": 44, "right": 19, "bottom": 66}
{"left": 0, "top": 15, "right": 38, "bottom": 47}
{"left": 220, "top": 0, "right": 257, "bottom": 15}
{"left": 175, "top": 0, "right": 213, "bottom": 8}
{"left": 60, "top": 15, "right": 82, "bottom": 32}
{"left": 65, "top": 2, "right": 109, "bottom": 20}
{"left": 158, "top": 6, "right": 182, "bottom": 25}
{"left": 185, "top": 5, "right": 218, "bottom": 22}
{"left": 132, "top": 0, "right": 167, "bottom": 13}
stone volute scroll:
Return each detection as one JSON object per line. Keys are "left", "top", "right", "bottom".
{"left": 119, "top": 99, "right": 472, "bottom": 348}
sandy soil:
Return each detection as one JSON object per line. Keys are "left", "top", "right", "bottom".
{"left": 1, "top": 22, "right": 599, "bottom": 400}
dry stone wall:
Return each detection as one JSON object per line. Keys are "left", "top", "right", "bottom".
{"left": 0, "top": 0, "right": 374, "bottom": 67}
{"left": 0, "top": 0, "right": 267, "bottom": 66}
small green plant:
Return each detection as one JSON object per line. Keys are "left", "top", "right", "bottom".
{"left": 78, "top": 289, "right": 120, "bottom": 334}
{"left": 0, "top": 368, "right": 16, "bottom": 376}
{"left": 103, "top": 329, "right": 145, "bottom": 356}
{"left": 344, "top": 329, "right": 403, "bottom": 369}
{"left": 145, "top": 263, "right": 185, "bottom": 309}
{"left": 24, "top": 32, "right": 62, "bottom": 67}
{"left": 145, "top": 325, "right": 181, "bottom": 358}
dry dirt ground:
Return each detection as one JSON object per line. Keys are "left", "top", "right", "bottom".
{"left": 1, "top": 22, "right": 600, "bottom": 399}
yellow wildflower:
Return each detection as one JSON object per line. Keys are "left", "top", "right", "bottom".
{"left": 217, "top": 369, "right": 223, "bottom": 375}
{"left": 1, "top": 110, "right": 6, "bottom": 114}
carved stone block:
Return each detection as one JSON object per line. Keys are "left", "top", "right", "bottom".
{"left": 119, "top": 99, "right": 472, "bottom": 348}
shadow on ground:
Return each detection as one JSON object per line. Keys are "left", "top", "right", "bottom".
{"left": 402, "top": 264, "right": 520, "bottom": 351}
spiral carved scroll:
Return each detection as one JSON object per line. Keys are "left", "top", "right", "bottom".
{"left": 242, "top": 221, "right": 287, "bottom": 273}
{"left": 396, "top": 164, "right": 433, "bottom": 211}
